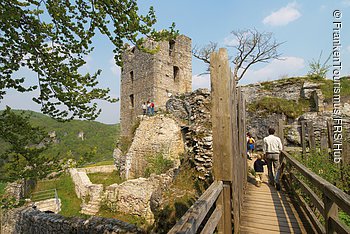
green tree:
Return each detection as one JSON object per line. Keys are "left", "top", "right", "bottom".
{"left": 307, "top": 51, "right": 331, "bottom": 79}
{"left": 0, "top": 107, "right": 58, "bottom": 182}
{"left": 0, "top": 0, "right": 177, "bottom": 120}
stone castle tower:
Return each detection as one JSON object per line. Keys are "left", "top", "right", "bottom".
{"left": 120, "top": 35, "right": 192, "bottom": 136}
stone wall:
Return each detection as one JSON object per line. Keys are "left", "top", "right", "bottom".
{"left": 4, "top": 179, "right": 36, "bottom": 203}
{"left": 34, "top": 198, "right": 61, "bottom": 213}
{"left": 77, "top": 165, "right": 116, "bottom": 174}
{"left": 69, "top": 168, "right": 93, "bottom": 199}
{"left": 166, "top": 89, "right": 213, "bottom": 179}
{"left": 69, "top": 168, "right": 103, "bottom": 215}
{"left": 120, "top": 35, "right": 192, "bottom": 137}
{"left": 242, "top": 78, "right": 350, "bottom": 149}
{"left": 1, "top": 207, "right": 145, "bottom": 234}
{"left": 120, "top": 115, "right": 184, "bottom": 179}
{"left": 104, "top": 169, "right": 175, "bottom": 224}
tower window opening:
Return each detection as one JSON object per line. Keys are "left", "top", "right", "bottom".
{"left": 169, "top": 40, "right": 175, "bottom": 56}
{"left": 130, "top": 71, "right": 134, "bottom": 83}
{"left": 173, "top": 66, "right": 179, "bottom": 82}
{"left": 130, "top": 94, "right": 134, "bottom": 108}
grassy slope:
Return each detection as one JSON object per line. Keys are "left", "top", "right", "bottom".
{"left": 88, "top": 172, "right": 124, "bottom": 188}
{"left": 0, "top": 182, "right": 6, "bottom": 196}
{"left": 33, "top": 174, "right": 83, "bottom": 217}
{"left": 5, "top": 110, "right": 120, "bottom": 163}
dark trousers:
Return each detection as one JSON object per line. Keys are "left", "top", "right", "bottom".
{"left": 265, "top": 153, "right": 280, "bottom": 184}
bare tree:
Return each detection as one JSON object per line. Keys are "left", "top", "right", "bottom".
{"left": 192, "top": 42, "right": 218, "bottom": 75}
{"left": 193, "top": 29, "right": 284, "bottom": 81}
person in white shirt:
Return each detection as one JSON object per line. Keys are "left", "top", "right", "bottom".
{"left": 263, "top": 128, "right": 283, "bottom": 190}
{"left": 142, "top": 102, "right": 147, "bottom": 115}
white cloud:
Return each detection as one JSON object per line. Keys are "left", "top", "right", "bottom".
{"left": 347, "top": 45, "right": 350, "bottom": 53}
{"left": 239, "top": 56, "right": 305, "bottom": 85}
{"left": 342, "top": 0, "right": 350, "bottom": 6}
{"left": 263, "top": 2, "right": 301, "bottom": 26}
{"left": 223, "top": 34, "right": 238, "bottom": 47}
{"left": 81, "top": 55, "right": 92, "bottom": 71}
{"left": 192, "top": 74, "right": 210, "bottom": 91}
{"left": 109, "top": 57, "right": 121, "bottom": 76}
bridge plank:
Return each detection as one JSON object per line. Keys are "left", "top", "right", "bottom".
{"left": 240, "top": 181, "right": 311, "bottom": 234}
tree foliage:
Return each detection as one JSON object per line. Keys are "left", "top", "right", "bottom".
{"left": 193, "top": 29, "right": 283, "bottom": 81}
{"left": 0, "top": 0, "right": 177, "bottom": 120}
{"left": 307, "top": 51, "right": 331, "bottom": 79}
{"left": 0, "top": 107, "right": 58, "bottom": 182}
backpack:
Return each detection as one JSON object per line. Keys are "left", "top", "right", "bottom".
{"left": 248, "top": 138, "right": 254, "bottom": 144}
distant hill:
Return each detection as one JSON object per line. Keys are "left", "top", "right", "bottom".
{"left": 1, "top": 110, "right": 120, "bottom": 163}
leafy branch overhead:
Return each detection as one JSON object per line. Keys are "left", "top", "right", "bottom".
{"left": 193, "top": 29, "right": 283, "bottom": 81}
{"left": 0, "top": 0, "right": 178, "bottom": 120}
{"left": 0, "top": 107, "right": 58, "bottom": 182}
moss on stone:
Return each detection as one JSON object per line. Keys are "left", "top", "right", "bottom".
{"left": 248, "top": 96, "right": 310, "bottom": 119}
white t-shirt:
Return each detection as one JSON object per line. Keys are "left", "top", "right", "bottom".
{"left": 263, "top": 134, "right": 283, "bottom": 154}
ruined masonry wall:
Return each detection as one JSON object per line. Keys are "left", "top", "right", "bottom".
{"left": 69, "top": 168, "right": 92, "bottom": 199}
{"left": 1, "top": 207, "right": 144, "bottom": 234}
{"left": 76, "top": 165, "right": 116, "bottom": 174}
{"left": 104, "top": 169, "right": 175, "bottom": 224}
{"left": 122, "top": 115, "right": 184, "bottom": 179}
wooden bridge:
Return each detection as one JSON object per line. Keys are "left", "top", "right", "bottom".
{"left": 168, "top": 49, "right": 350, "bottom": 234}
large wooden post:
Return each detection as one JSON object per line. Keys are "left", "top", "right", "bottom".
{"left": 320, "top": 131, "right": 328, "bottom": 152}
{"left": 308, "top": 121, "right": 316, "bottom": 152}
{"left": 211, "top": 48, "right": 233, "bottom": 234}
{"left": 278, "top": 119, "right": 284, "bottom": 147}
{"left": 301, "top": 121, "right": 307, "bottom": 158}
{"left": 343, "top": 128, "right": 350, "bottom": 165}
{"left": 327, "top": 119, "right": 333, "bottom": 150}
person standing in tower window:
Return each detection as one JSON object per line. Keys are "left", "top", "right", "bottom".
{"left": 150, "top": 100, "right": 155, "bottom": 115}
{"left": 142, "top": 102, "right": 147, "bottom": 115}
{"left": 147, "top": 100, "right": 151, "bottom": 115}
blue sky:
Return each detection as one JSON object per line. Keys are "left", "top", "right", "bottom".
{"left": 1, "top": 1, "right": 350, "bottom": 124}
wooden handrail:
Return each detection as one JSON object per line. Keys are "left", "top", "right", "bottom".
{"left": 168, "top": 180, "right": 223, "bottom": 234}
{"left": 280, "top": 150, "right": 350, "bottom": 234}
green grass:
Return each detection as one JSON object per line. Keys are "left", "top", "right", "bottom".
{"left": 144, "top": 153, "right": 174, "bottom": 177}
{"left": 33, "top": 174, "right": 82, "bottom": 217}
{"left": 0, "top": 181, "right": 6, "bottom": 196}
{"left": 83, "top": 160, "right": 114, "bottom": 168}
{"left": 97, "top": 205, "right": 148, "bottom": 229}
{"left": 88, "top": 172, "right": 124, "bottom": 187}
{"left": 340, "top": 77, "right": 350, "bottom": 97}
{"left": 248, "top": 96, "right": 310, "bottom": 119}
{"left": 151, "top": 160, "right": 208, "bottom": 233}
{"left": 319, "top": 79, "right": 333, "bottom": 100}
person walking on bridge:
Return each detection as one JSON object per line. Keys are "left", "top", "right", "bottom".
{"left": 263, "top": 127, "right": 283, "bottom": 190}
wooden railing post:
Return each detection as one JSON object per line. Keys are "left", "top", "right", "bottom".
{"left": 327, "top": 120, "right": 333, "bottom": 151}
{"left": 308, "top": 121, "right": 316, "bottom": 152}
{"left": 278, "top": 119, "right": 284, "bottom": 145}
{"left": 324, "top": 193, "right": 338, "bottom": 234}
{"left": 211, "top": 48, "right": 233, "bottom": 234}
{"left": 320, "top": 131, "right": 328, "bottom": 152}
{"left": 301, "top": 121, "right": 307, "bottom": 158}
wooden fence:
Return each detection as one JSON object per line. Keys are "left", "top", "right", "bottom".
{"left": 280, "top": 150, "right": 350, "bottom": 234}
{"left": 168, "top": 48, "right": 247, "bottom": 233}
{"left": 279, "top": 120, "right": 350, "bottom": 164}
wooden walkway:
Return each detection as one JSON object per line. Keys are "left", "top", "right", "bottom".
{"left": 239, "top": 180, "right": 313, "bottom": 234}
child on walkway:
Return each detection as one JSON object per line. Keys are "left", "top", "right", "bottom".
{"left": 254, "top": 153, "right": 266, "bottom": 187}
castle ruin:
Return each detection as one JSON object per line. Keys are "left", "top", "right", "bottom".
{"left": 120, "top": 35, "right": 192, "bottom": 137}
